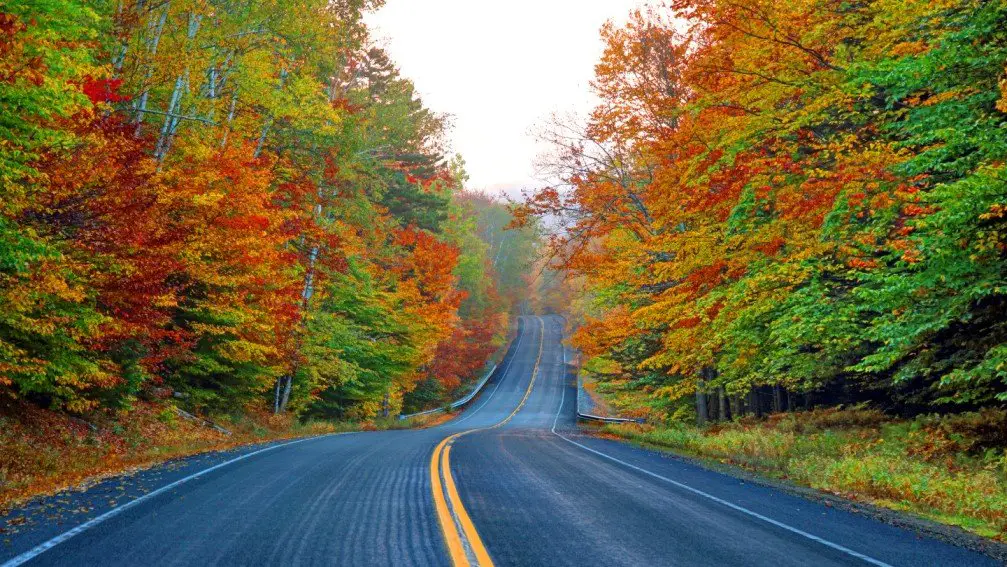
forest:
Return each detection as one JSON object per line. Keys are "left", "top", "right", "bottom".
{"left": 0, "top": 0, "right": 539, "bottom": 425}
{"left": 521, "top": 0, "right": 1007, "bottom": 423}
{"left": 4, "top": 0, "right": 1007, "bottom": 547}
{"left": 515, "top": 1, "right": 1007, "bottom": 535}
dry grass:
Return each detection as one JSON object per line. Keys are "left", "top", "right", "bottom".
{"left": 605, "top": 407, "right": 1007, "bottom": 540}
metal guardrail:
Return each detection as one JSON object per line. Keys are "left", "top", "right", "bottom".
{"left": 398, "top": 363, "right": 498, "bottom": 420}
{"left": 448, "top": 363, "right": 498, "bottom": 409}
{"left": 573, "top": 350, "right": 645, "bottom": 425}
{"left": 577, "top": 412, "right": 644, "bottom": 424}
{"left": 398, "top": 317, "right": 525, "bottom": 421}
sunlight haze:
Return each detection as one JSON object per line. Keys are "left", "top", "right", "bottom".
{"left": 366, "top": 0, "right": 646, "bottom": 196}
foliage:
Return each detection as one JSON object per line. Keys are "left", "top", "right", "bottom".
{"left": 519, "top": 0, "right": 1007, "bottom": 417}
{"left": 0, "top": 0, "right": 536, "bottom": 422}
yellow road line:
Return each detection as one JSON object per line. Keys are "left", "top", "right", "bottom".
{"left": 430, "top": 316, "right": 547, "bottom": 567}
{"left": 430, "top": 437, "right": 467, "bottom": 565}
{"left": 442, "top": 444, "right": 494, "bottom": 567}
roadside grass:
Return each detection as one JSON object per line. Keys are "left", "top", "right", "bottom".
{"left": 0, "top": 399, "right": 443, "bottom": 511}
{"left": 603, "top": 407, "right": 1007, "bottom": 540}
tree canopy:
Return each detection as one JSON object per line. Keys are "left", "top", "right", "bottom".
{"left": 0, "top": 0, "right": 538, "bottom": 419}
{"left": 517, "top": 0, "right": 1007, "bottom": 420}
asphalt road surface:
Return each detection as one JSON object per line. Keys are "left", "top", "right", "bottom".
{"left": 1, "top": 315, "right": 998, "bottom": 566}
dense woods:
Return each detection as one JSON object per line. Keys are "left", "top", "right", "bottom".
{"left": 4, "top": 0, "right": 1007, "bottom": 545}
{"left": 0, "top": 0, "right": 538, "bottom": 421}
{"left": 519, "top": 0, "right": 1007, "bottom": 422}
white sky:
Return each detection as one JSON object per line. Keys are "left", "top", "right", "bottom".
{"left": 365, "top": 0, "right": 645, "bottom": 196}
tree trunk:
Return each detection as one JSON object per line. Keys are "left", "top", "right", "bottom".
{"left": 492, "top": 233, "right": 510, "bottom": 269}
{"left": 279, "top": 375, "right": 293, "bottom": 412}
{"left": 220, "top": 92, "right": 238, "bottom": 148}
{"left": 273, "top": 184, "right": 325, "bottom": 415}
{"left": 718, "top": 387, "right": 729, "bottom": 422}
{"left": 273, "top": 376, "right": 283, "bottom": 414}
{"left": 154, "top": 12, "right": 201, "bottom": 161}
{"left": 154, "top": 72, "right": 187, "bottom": 159}
{"left": 773, "top": 385, "right": 783, "bottom": 414}
{"left": 695, "top": 378, "right": 708, "bottom": 426}
{"left": 749, "top": 389, "right": 762, "bottom": 418}
{"left": 253, "top": 67, "right": 287, "bottom": 158}
{"left": 134, "top": 4, "right": 170, "bottom": 132}
{"left": 302, "top": 244, "right": 319, "bottom": 304}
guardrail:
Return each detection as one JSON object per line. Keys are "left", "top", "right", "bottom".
{"left": 576, "top": 412, "right": 644, "bottom": 424}
{"left": 399, "top": 317, "right": 526, "bottom": 421}
{"left": 398, "top": 363, "right": 498, "bottom": 420}
{"left": 573, "top": 350, "right": 645, "bottom": 425}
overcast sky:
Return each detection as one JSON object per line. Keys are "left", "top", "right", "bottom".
{"left": 365, "top": 0, "right": 645, "bottom": 196}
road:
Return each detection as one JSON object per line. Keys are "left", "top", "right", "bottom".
{"left": 1, "top": 315, "right": 998, "bottom": 566}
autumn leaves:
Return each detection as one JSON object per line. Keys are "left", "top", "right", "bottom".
{"left": 521, "top": 0, "right": 1007, "bottom": 419}
{"left": 0, "top": 1, "right": 537, "bottom": 421}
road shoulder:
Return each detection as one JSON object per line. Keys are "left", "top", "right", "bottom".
{"left": 0, "top": 434, "right": 341, "bottom": 564}
{"left": 580, "top": 425, "right": 1007, "bottom": 563}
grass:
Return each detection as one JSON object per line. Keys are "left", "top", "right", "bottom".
{"left": 0, "top": 398, "right": 446, "bottom": 511}
{"left": 603, "top": 407, "right": 1007, "bottom": 540}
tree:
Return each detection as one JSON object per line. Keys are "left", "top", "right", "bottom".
{"left": 523, "top": 0, "right": 1007, "bottom": 422}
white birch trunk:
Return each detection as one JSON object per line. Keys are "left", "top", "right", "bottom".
{"left": 219, "top": 91, "right": 238, "bottom": 149}
{"left": 154, "top": 12, "right": 202, "bottom": 162}
{"left": 253, "top": 67, "right": 287, "bottom": 158}
{"left": 134, "top": 4, "right": 169, "bottom": 131}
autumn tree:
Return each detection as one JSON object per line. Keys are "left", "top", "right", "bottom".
{"left": 523, "top": 0, "right": 1007, "bottom": 423}
{"left": 0, "top": 0, "right": 519, "bottom": 424}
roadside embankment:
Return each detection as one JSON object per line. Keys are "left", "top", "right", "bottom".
{"left": 601, "top": 407, "right": 1007, "bottom": 543}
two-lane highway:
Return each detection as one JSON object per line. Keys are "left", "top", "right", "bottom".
{"left": 2, "top": 316, "right": 998, "bottom": 566}
{"left": 450, "top": 316, "right": 998, "bottom": 566}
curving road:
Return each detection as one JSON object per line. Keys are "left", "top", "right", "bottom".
{"left": 1, "top": 315, "right": 998, "bottom": 566}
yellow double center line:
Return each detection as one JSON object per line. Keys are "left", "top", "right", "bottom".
{"left": 430, "top": 316, "right": 546, "bottom": 567}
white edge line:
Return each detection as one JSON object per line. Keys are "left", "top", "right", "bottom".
{"left": 550, "top": 374, "right": 567, "bottom": 434}
{"left": 550, "top": 434, "right": 894, "bottom": 567}
{"left": 551, "top": 338, "right": 567, "bottom": 434}
{"left": 452, "top": 379, "right": 504, "bottom": 427}
{"left": 2, "top": 433, "right": 347, "bottom": 567}
{"left": 548, "top": 331, "right": 892, "bottom": 567}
